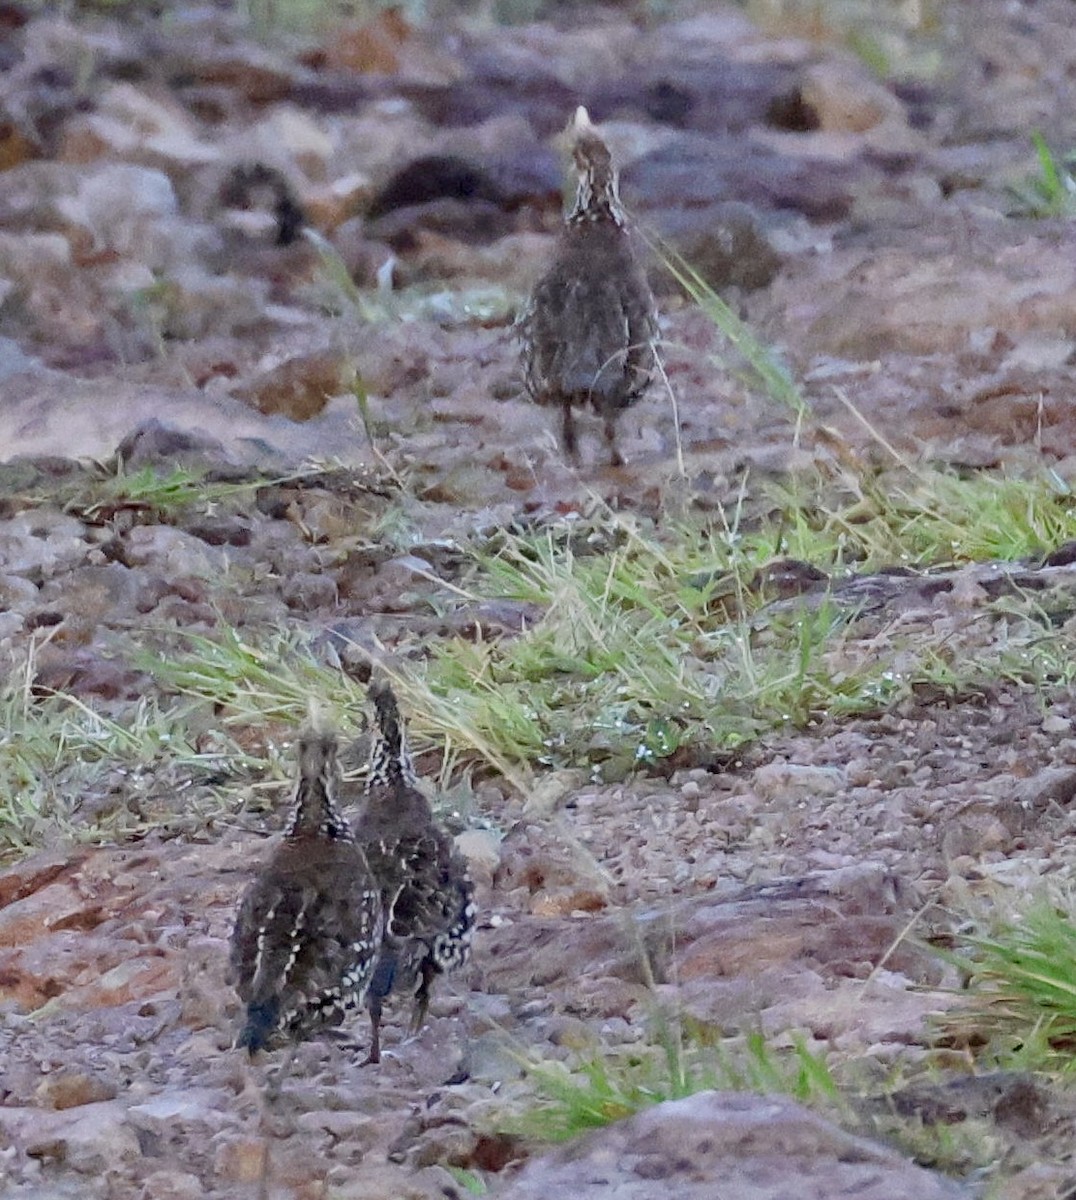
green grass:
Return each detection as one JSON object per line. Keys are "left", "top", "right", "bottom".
{"left": 0, "top": 667, "right": 259, "bottom": 860}
{"left": 130, "top": 465, "right": 1076, "bottom": 785}
{"left": 933, "top": 900, "right": 1076, "bottom": 1071}
{"left": 508, "top": 1023, "right": 841, "bottom": 1143}
{"left": 2, "top": 461, "right": 309, "bottom": 526}
{"left": 768, "top": 466, "right": 1076, "bottom": 567}
{"left": 1007, "top": 133, "right": 1076, "bottom": 218}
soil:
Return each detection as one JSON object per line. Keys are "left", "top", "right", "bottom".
{"left": 2, "top": 1, "right": 1076, "bottom": 1197}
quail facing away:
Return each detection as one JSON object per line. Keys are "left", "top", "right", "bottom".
{"left": 517, "top": 105, "right": 658, "bottom": 466}
{"left": 230, "top": 725, "right": 384, "bottom": 1055}
{"left": 353, "top": 681, "right": 476, "bottom": 1064}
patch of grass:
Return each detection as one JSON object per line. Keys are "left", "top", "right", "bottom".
{"left": 508, "top": 1024, "right": 841, "bottom": 1143}
{"left": 933, "top": 900, "right": 1076, "bottom": 1071}
{"left": 768, "top": 466, "right": 1076, "bottom": 569}
{"left": 1007, "top": 133, "right": 1076, "bottom": 219}
{"left": 444, "top": 1167, "right": 488, "bottom": 1196}
{"left": 423, "top": 521, "right": 894, "bottom": 776}
{"left": 135, "top": 465, "right": 1076, "bottom": 784}
{"left": 0, "top": 657, "right": 258, "bottom": 860}
{"left": 74, "top": 465, "right": 265, "bottom": 520}
{"left": 873, "top": 1111, "right": 1009, "bottom": 1178}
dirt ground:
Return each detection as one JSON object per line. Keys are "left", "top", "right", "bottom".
{"left": 3, "top": 1, "right": 1076, "bottom": 1197}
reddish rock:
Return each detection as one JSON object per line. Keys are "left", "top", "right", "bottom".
{"left": 0, "top": 881, "right": 95, "bottom": 948}
{"left": 36, "top": 1070, "right": 119, "bottom": 1110}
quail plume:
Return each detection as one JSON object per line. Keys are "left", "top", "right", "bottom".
{"left": 517, "top": 105, "right": 658, "bottom": 466}
{"left": 353, "top": 680, "right": 475, "bottom": 1064}
{"left": 230, "top": 724, "right": 383, "bottom": 1055}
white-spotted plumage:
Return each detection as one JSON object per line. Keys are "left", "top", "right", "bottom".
{"left": 230, "top": 728, "right": 384, "bottom": 1055}
{"left": 351, "top": 680, "right": 476, "bottom": 1064}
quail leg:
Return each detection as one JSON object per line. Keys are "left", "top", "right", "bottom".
{"left": 409, "top": 960, "right": 437, "bottom": 1034}
{"left": 603, "top": 413, "right": 624, "bottom": 467}
{"left": 362, "top": 995, "right": 383, "bottom": 1066}
{"left": 561, "top": 401, "right": 580, "bottom": 464}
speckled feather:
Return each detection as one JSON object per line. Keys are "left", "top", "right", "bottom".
{"left": 230, "top": 731, "right": 383, "bottom": 1054}
{"left": 352, "top": 681, "right": 475, "bottom": 1062}
{"left": 517, "top": 107, "right": 657, "bottom": 464}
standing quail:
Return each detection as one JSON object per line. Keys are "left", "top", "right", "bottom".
{"left": 517, "top": 105, "right": 658, "bottom": 466}
{"left": 230, "top": 724, "right": 383, "bottom": 1055}
{"left": 352, "top": 680, "right": 475, "bottom": 1064}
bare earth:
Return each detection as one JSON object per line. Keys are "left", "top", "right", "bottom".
{"left": 3, "top": 1, "right": 1076, "bottom": 1197}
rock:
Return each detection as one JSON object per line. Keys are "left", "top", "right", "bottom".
{"left": 0, "top": 850, "right": 84, "bottom": 910}
{"left": 61, "top": 83, "right": 219, "bottom": 170}
{"left": 139, "top": 1170, "right": 206, "bottom": 1200}
{"left": 328, "top": 217, "right": 396, "bottom": 287}
{"left": 0, "top": 572, "right": 39, "bottom": 612}
{"left": 655, "top": 203, "right": 783, "bottom": 292}
{"left": 521, "top": 772, "right": 587, "bottom": 819}
{"left": 38, "top": 563, "right": 144, "bottom": 629}
{"left": 369, "top": 154, "right": 503, "bottom": 220}
{"left": 30, "top": 648, "right": 149, "bottom": 700}
{"left": 0, "top": 370, "right": 370, "bottom": 469}
{"left": 796, "top": 62, "right": 912, "bottom": 137}
{"left": 232, "top": 349, "right": 355, "bottom": 421}
{"left": 752, "top": 762, "right": 846, "bottom": 801}
{"left": 303, "top": 171, "right": 374, "bottom": 232}
{"left": 0, "top": 611, "right": 24, "bottom": 641}
{"left": 212, "top": 1136, "right": 267, "bottom": 1184}
{"left": 281, "top": 571, "right": 338, "bottom": 611}
{"left": 0, "top": 335, "right": 37, "bottom": 381}
{"left": 624, "top": 134, "right": 863, "bottom": 224}
{"left": 454, "top": 829, "right": 502, "bottom": 886}
{"left": 396, "top": 229, "right": 550, "bottom": 290}
{"left": 37, "top": 949, "right": 180, "bottom": 1012}
{"left": 495, "top": 821, "right": 612, "bottom": 913}
{"left": 0, "top": 230, "right": 71, "bottom": 280}
{"left": 126, "top": 1090, "right": 226, "bottom": 1138}
{"left": 0, "top": 512, "right": 88, "bottom": 581}
{"left": 36, "top": 1071, "right": 118, "bottom": 1110}
{"left": 495, "top": 1091, "right": 965, "bottom": 1200}
{"left": 145, "top": 268, "right": 271, "bottom": 341}
{"left": 114, "top": 420, "right": 236, "bottom": 471}
{"left": 370, "top": 198, "right": 513, "bottom": 252}
{"left": 53, "top": 164, "right": 177, "bottom": 255}
{"left": 1014, "top": 766, "right": 1076, "bottom": 811}
{"left": 241, "top": 104, "right": 335, "bottom": 178}
{"left": 21, "top": 1100, "right": 140, "bottom": 1174}
{"left": 120, "top": 525, "right": 227, "bottom": 577}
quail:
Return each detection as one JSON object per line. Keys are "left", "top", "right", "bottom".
{"left": 352, "top": 680, "right": 475, "bottom": 1064}
{"left": 517, "top": 105, "right": 658, "bottom": 466}
{"left": 230, "top": 724, "right": 383, "bottom": 1055}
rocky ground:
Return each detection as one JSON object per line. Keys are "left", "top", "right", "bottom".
{"left": 4, "top": 0, "right": 1076, "bottom": 1197}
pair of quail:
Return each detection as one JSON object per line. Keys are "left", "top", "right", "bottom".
{"left": 518, "top": 106, "right": 658, "bottom": 467}
{"left": 230, "top": 682, "right": 474, "bottom": 1063}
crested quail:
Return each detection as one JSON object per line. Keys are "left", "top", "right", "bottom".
{"left": 517, "top": 105, "right": 658, "bottom": 467}
{"left": 352, "top": 680, "right": 475, "bottom": 1064}
{"left": 230, "top": 724, "right": 383, "bottom": 1055}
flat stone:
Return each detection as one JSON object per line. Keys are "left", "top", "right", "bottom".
{"left": 20, "top": 1101, "right": 140, "bottom": 1174}
{"left": 752, "top": 762, "right": 846, "bottom": 802}
{"left": 36, "top": 1071, "right": 118, "bottom": 1111}
{"left": 496, "top": 1091, "right": 966, "bottom": 1199}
